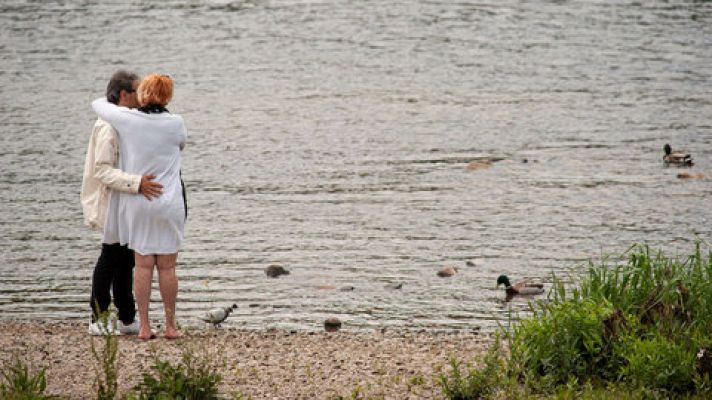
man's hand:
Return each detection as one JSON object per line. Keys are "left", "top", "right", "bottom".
{"left": 139, "top": 174, "right": 163, "bottom": 200}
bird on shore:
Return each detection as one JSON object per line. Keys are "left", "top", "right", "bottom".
{"left": 200, "top": 304, "right": 237, "bottom": 328}
{"left": 663, "top": 144, "right": 693, "bottom": 166}
{"left": 496, "top": 275, "right": 544, "bottom": 301}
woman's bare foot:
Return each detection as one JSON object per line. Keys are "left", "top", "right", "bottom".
{"left": 164, "top": 327, "right": 183, "bottom": 340}
{"left": 138, "top": 326, "right": 156, "bottom": 341}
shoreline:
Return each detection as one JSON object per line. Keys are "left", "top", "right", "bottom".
{"left": 1, "top": 320, "right": 491, "bottom": 399}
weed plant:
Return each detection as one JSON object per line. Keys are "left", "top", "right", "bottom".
{"left": 0, "top": 356, "right": 57, "bottom": 400}
{"left": 90, "top": 311, "right": 119, "bottom": 400}
{"left": 130, "top": 343, "right": 223, "bottom": 400}
{"left": 437, "top": 336, "right": 506, "bottom": 399}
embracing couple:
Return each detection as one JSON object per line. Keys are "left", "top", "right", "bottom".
{"left": 80, "top": 70, "right": 187, "bottom": 340}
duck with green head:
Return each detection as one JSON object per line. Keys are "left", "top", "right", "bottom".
{"left": 663, "top": 144, "right": 693, "bottom": 166}
{"left": 496, "top": 274, "right": 544, "bottom": 300}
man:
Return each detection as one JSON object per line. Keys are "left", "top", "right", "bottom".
{"left": 80, "top": 70, "right": 163, "bottom": 335}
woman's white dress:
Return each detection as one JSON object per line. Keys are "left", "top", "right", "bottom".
{"left": 92, "top": 98, "right": 187, "bottom": 255}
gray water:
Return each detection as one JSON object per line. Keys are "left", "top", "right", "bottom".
{"left": 1, "top": 0, "right": 711, "bottom": 331}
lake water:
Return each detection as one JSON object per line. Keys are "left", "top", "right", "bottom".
{"left": 1, "top": 0, "right": 710, "bottom": 331}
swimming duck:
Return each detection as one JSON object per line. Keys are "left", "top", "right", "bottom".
{"left": 496, "top": 275, "right": 544, "bottom": 300}
{"left": 663, "top": 144, "right": 693, "bottom": 166}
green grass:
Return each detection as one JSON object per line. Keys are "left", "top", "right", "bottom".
{"left": 0, "top": 356, "right": 57, "bottom": 400}
{"left": 439, "top": 242, "right": 712, "bottom": 399}
{"left": 129, "top": 342, "right": 224, "bottom": 400}
{"left": 438, "top": 335, "right": 506, "bottom": 400}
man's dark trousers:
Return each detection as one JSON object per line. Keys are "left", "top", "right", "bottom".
{"left": 89, "top": 243, "right": 136, "bottom": 323}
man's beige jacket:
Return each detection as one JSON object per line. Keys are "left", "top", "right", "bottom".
{"left": 80, "top": 118, "right": 141, "bottom": 231}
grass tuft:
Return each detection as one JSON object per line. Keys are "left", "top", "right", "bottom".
{"left": 0, "top": 356, "right": 56, "bottom": 400}
{"left": 440, "top": 241, "right": 712, "bottom": 399}
{"left": 129, "top": 342, "right": 223, "bottom": 400}
{"left": 437, "top": 335, "right": 506, "bottom": 399}
{"left": 90, "top": 311, "right": 120, "bottom": 400}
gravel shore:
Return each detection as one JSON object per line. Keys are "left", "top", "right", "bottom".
{"left": 0, "top": 321, "right": 491, "bottom": 399}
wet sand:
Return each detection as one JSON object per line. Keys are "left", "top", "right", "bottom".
{"left": 0, "top": 321, "right": 490, "bottom": 399}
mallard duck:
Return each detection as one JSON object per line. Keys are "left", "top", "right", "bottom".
{"left": 663, "top": 144, "right": 693, "bottom": 166}
{"left": 496, "top": 275, "right": 544, "bottom": 300}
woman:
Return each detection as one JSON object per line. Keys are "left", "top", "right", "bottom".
{"left": 92, "top": 74, "right": 186, "bottom": 340}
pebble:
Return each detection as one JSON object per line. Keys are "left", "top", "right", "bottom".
{"left": 385, "top": 282, "right": 403, "bottom": 290}
{"left": 437, "top": 266, "right": 457, "bottom": 277}
{"left": 677, "top": 171, "right": 704, "bottom": 179}
{"left": 324, "top": 317, "right": 342, "bottom": 332}
{"left": 265, "top": 265, "right": 290, "bottom": 278}
{"left": 317, "top": 284, "right": 336, "bottom": 290}
{"left": 466, "top": 160, "right": 491, "bottom": 171}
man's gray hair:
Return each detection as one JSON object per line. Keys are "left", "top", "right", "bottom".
{"left": 106, "top": 70, "right": 139, "bottom": 105}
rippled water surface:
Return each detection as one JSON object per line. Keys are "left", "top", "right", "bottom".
{"left": 1, "top": 0, "right": 711, "bottom": 331}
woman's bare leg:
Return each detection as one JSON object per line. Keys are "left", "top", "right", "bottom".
{"left": 156, "top": 253, "right": 181, "bottom": 338}
{"left": 134, "top": 253, "right": 156, "bottom": 340}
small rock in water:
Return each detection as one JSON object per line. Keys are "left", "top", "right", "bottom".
{"left": 677, "top": 171, "right": 704, "bottom": 179}
{"left": 465, "top": 260, "right": 475, "bottom": 267}
{"left": 437, "top": 266, "right": 457, "bottom": 277}
{"left": 324, "top": 317, "right": 342, "bottom": 332}
{"left": 466, "top": 160, "right": 491, "bottom": 171}
{"left": 385, "top": 282, "right": 403, "bottom": 290}
{"left": 265, "top": 265, "right": 290, "bottom": 278}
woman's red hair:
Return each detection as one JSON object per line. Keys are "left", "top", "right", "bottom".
{"left": 138, "top": 74, "right": 173, "bottom": 107}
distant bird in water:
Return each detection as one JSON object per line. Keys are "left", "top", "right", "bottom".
{"left": 200, "top": 304, "right": 237, "bottom": 328}
{"left": 663, "top": 144, "right": 693, "bottom": 166}
{"left": 496, "top": 274, "right": 544, "bottom": 301}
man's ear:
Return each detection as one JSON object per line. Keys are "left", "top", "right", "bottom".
{"left": 119, "top": 89, "right": 132, "bottom": 103}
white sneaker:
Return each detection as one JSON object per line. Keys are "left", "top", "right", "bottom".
{"left": 117, "top": 320, "right": 140, "bottom": 335}
{"left": 88, "top": 317, "right": 121, "bottom": 336}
